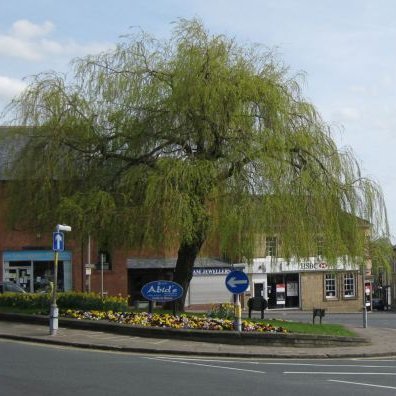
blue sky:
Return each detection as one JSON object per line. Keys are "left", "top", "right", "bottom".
{"left": 1, "top": 0, "right": 396, "bottom": 240}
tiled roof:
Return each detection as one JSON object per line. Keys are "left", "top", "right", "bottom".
{"left": 127, "top": 257, "right": 235, "bottom": 269}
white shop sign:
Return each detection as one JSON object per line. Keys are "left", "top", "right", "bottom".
{"left": 251, "top": 257, "right": 358, "bottom": 273}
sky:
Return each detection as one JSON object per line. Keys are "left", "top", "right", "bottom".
{"left": 1, "top": 0, "right": 396, "bottom": 240}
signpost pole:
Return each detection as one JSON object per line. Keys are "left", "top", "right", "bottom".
{"left": 362, "top": 266, "right": 368, "bottom": 328}
{"left": 235, "top": 293, "right": 242, "bottom": 332}
{"left": 225, "top": 270, "right": 249, "bottom": 332}
{"left": 49, "top": 250, "right": 59, "bottom": 335}
{"left": 100, "top": 253, "right": 104, "bottom": 299}
{"left": 50, "top": 224, "right": 71, "bottom": 336}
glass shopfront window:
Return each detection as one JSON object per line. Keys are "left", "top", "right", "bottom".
{"left": 3, "top": 250, "right": 72, "bottom": 292}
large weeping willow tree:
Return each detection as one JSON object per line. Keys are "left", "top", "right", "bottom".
{"left": 3, "top": 19, "right": 389, "bottom": 308}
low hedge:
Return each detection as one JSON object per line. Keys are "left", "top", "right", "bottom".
{"left": 0, "top": 292, "right": 128, "bottom": 312}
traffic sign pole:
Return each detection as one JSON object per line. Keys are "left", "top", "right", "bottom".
{"left": 50, "top": 224, "right": 71, "bottom": 336}
{"left": 225, "top": 271, "right": 249, "bottom": 332}
{"left": 235, "top": 294, "right": 242, "bottom": 332}
{"left": 49, "top": 250, "right": 59, "bottom": 335}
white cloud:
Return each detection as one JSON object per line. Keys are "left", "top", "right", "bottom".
{"left": 0, "top": 34, "right": 43, "bottom": 61}
{"left": 0, "top": 19, "right": 114, "bottom": 62}
{"left": 10, "top": 19, "right": 54, "bottom": 39}
{"left": 0, "top": 76, "right": 26, "bottom": 101}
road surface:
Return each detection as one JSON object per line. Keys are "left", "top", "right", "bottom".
{"left": 1, "top": 339, "right": 395, "bottom": 395}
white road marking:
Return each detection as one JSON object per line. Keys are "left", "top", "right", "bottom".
{"left": 328, "top": 379, "right": 396, "bottom": 390}
{"left": 152, "top": 356, "right": 259, "bottom": 364}
{"left": 285, "top": 372, "right": 396, "bottom": 375}
{"left": 145, "top": 357, "right": 266, "bottom": 374}
{"left": 352, "top": 358, "right": 396, "bottom": 362}
{"left": 152, "top": 356, "right": 396, "bottom": 368}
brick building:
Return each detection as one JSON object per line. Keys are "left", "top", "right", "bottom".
{"left": 0, "top": 193, "right": 369, "bottom": 313}
{"left": 246, "top": 256, "right": 366, "bottom": 312}
{"left": 0, "top": 127, "right": 371, "bottom": 312}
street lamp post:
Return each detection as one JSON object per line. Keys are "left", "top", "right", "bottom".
{"left": 50, "top": 224, "right": 71, "bottom": 336}
{"left": 362, "top": 266, "right": 368, "bottom": 328}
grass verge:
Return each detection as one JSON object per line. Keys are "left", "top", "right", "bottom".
{"left": 263, "top": 319, "right": 356, "bottom": 337}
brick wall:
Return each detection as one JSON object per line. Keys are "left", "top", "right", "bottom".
{"left": 301, "top": 271, "right": 363, "bottom": 312}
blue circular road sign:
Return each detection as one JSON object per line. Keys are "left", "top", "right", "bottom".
{"left": 225, "top": 270, "right": 249, "bottom": 294}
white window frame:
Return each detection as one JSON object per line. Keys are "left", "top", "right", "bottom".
{"left": 317, "top": 237, "right": 324, "bottom": 257}
{"left": 265, "top": 237, "right": 277, "bottom": 257}
{"left": 343, "top": 272, "right": 356, "bottom": 298}
{"left": 324, "top": 273, "right": 337, "bottom": 299}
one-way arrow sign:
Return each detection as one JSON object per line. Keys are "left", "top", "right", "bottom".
{"left": 225, "top": 270, "right": 249, "bottom": 294}
{"left": 53, "top": 231, "right": 65, "bottom": 252}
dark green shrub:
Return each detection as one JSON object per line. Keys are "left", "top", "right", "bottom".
{"left": 0, "top": 292, "right": 128, "bottom": 312}
{"left": 0, "top": 292, "right": 50, "bottom": 310}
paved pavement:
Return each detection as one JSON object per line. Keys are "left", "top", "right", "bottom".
{"left": 0, "top": 318, "right": 396, "bottom": 358}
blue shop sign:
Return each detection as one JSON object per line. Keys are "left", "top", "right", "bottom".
{"left": 141, "top": 280, "right": 184, "bottom": 302}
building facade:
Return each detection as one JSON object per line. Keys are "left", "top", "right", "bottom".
{"left": 0, "top": 126, "right": 374, "bottom": 312}
{"left": 246, "top": 257, "right": 365, "bottom": 312}
{"left": 0, "top": 203, "right": 368, "bottom": 313}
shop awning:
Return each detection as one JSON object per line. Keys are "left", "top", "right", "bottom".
{"left": 3, "top": 250, "right": 72, "bottom": 262}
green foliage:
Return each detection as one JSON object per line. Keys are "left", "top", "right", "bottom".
{"left": 2, "top": 19, "right": 390, "bottom": 301}
{"left": 0, "top": 292, "right": 128, "bottom": 312}
{"left": 57, "top": 292, "right": 128, "bottom": 311}
{"left": 0, "top": 292, "right": 50, "bottom": 311}
{"left": 369, "top": 237, "right": 394, "bottom": 274}
{"left": 263, "top": 320, "right": 356, "bottom": 337}
{"left": 207, "top": 303, "right": 235, "bottom": 320}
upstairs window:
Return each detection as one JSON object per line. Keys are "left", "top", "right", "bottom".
{"left": 317, "top": 238, "right": 324, "bottom": 257}
{"left": 265, "top": 237, "right": 277, "bottom": 257}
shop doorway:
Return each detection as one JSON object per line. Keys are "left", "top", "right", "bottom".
{"left": 267, "top": 273, "right": 299, "bottom": 309}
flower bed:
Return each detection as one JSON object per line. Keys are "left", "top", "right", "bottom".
{"left": 62, "top": 310, "right": 288, "bottom": 333}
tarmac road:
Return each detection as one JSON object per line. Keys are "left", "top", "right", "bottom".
{"left": 1, "top": 339, "right": 395, "bottom": 396}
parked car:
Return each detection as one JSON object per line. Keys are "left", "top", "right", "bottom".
{"left": 0, "top": 281, "right": 27, "bottom": 294}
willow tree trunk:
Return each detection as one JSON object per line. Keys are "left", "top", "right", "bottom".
{"left": 170, "top": 239, "right": 205, "bottom": 312}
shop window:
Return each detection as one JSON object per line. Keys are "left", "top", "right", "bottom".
{"left": 324, "top": 273, "right": 337, "bottom": 299}
{"left": 265, "top": 237, "right": 277, "bottom": 257}
{"left": 343, "top": 272, "right": 356, "bottom": 298}
{"left": 96, "top": 250, "right": 112, "bottom": 270}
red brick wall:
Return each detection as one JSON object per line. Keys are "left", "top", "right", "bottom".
{"left": 0, "top": 181, "right": 220, "bottom": 297}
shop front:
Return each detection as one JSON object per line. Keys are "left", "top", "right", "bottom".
{"left": 249, "top": 257, "right": 362, "bottom": 311}
{"left": 2, "top": 250, "right": 73, "bottom": 292}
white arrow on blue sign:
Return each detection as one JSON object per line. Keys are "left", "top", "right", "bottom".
{"left": 225, "top": 270, "right": 249, "bottom": 294}
{"left": 53, "top": 231, "right": 65, "bottom": 252}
